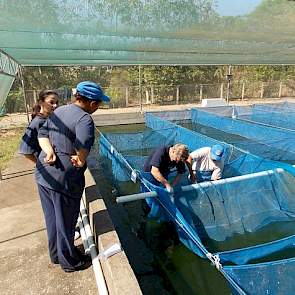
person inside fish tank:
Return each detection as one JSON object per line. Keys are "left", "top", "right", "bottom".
{"left": 187, "top": 144, "right": 225, "bottom": 183}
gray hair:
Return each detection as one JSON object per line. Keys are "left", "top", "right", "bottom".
{"left": 172, "top": 143, "right": 189, "bottom": 161}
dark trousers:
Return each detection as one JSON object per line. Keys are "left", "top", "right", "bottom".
{"left": 37, "top": 184, "right": 82, "bottom": 271}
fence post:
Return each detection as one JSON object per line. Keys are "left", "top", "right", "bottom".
{"left": 199, "top": 85, "right": 203, "bottom": 101}
{"left": 226, "top": 65, "right": 232, "bottom": 103}
{"left": 226, "top": 81, "right": 230, "bottom": 102}
{"left": 241, "top": 83, "right": 245, "bottom": 100}
{"left": 176, "top": 86, "right": 179, "bottom": 104}
{"left": 145, "top": 89, "right": 150, "bottom": 104}
{"left": 139, "top": 65, "right": 142, "bottom": 113}
{"left": 220, "top": 83, "right": 223, "bottom": 99}
{"left": 33, "top": 90, "right": 37, "bottom": 103}
{"left": 125, "top": 87, "right": 129, "bottom": 107}
{"left": 19, "top": 67, "right": 30, "bottom": 123}
{"left": 260, "top": 82, "right": 264, "bottom": 99}
{"left": 279, "top": 82, "right": 283, "bottom": 98}
{"left": 151, "top": 86, "right": 154, "bottom": 104}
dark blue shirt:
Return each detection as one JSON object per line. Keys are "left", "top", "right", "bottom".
{"left": 143, "top": 145, "right": 186, "bottom": 179}
{"left": 19, "top": 115, "right": 46, "bottom": 158}
{"left": 35, "top": 104, "right": 95, "bottom": 197}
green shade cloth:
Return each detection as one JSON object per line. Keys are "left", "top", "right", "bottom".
{"left": 0, "top": 74, "right": 15, "bottom": 112}
{"left": 0, "top": 0, "right": 295, "bottom": 65}
{"left": 0, "top": 51, "right": 19, "bottom": 111}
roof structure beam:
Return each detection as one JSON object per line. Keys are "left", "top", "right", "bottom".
{"left": 0, "top": 49, "right": 20, "bottom": 77}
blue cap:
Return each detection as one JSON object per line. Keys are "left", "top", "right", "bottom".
{"left": 210, "top": 144, "right": 224, "bottom": 161}
{"left": 76, "top": 81, "right": 110, "bottom": 102}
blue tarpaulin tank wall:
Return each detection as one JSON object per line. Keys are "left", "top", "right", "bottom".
{"left": 145, "top": 107, "right": 295, "bottom": 163}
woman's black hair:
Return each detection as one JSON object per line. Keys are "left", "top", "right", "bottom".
{"left": 31, "top": 90, "right": 58, "bottom": 120}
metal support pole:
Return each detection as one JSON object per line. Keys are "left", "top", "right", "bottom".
{"left": 260, "top": 82, "right": 264, "bottom": 99}
{"left": 33, "top": 90, "right": 37, "bottom": 104}
{"left": 199, "top": 85, "right": 203, "bottom": 101}
{"left": 241, "top": 83, "right": 245, "bottom": 100}
{"left": 151, "top": 86, "right": 154, "bottom": 104}
{"left": 176, "top": 86, "right": 179, "bottom": 104}
{"left": 145, "top": 89, "right": 149, "bottom": 104}
{"left": 139, "top": 65, "right": 142, "bottom": 113}
{"left": 226, "top": 65, "right": 232, "bottom": 103}
{"left": 279, "top": 82, "right": 283, "bottom": 98}
{"left": 18, "top": 66, "right": 30, "bottom": 123}
{"left": 125, "top": 87, "right": 129, "bottom": 107}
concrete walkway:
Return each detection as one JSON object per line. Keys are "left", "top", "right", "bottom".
{"left": 0, "top": 155, "right": 98, "bottom": 295}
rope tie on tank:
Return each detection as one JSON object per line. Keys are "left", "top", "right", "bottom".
{"left": 206, "top": 253, "right": 222, "bottom": 270}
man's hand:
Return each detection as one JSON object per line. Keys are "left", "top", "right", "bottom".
{"left": 190, "top": 173, "right": 197, "bottom": 184}
{"left": 165, "top": 183, "right": 174, "bottom": 193}
{"left": 71, "top": 149, "right": 89, "bottom": 168}
{"left": 151, "top": 166, "right": 171, "bottom": 189}
{"left": 186, "top": 156, "right": 196, "bottom": 183}
{"left": 44, "top": 150, "right": 56, "bottom": 165}
{"left": 70, "top": 155, "right": 85, "bottom": 168}
{"left": 150, "top": 166, "right": 174, "bottom": 193}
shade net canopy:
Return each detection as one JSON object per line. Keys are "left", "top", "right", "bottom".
{"left": 0, "top": 74, "right": 14, "bottom": 114}
{"left": 99, "top": 113, "right": 295, "bottom": 294}
{"left": 1, "top": 0, "right": 295, "bottom": 65}
{"left": 0, "top": 51, "right": 19, "bottom": 113}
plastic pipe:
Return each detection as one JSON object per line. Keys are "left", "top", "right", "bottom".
{"left": 80, "top": 199, "right": 109, "bottom": 295}
{"left": 182, "top": 168, "right": 284, "bottom": 191}
{"left": 116, "top": 191, "right": 157, "bottom": 203}
{"left": 78, "top": 215, "right": 90, "bottom": 255}
{"left": 116, "top": 168, "right": 285, "bottom": 203}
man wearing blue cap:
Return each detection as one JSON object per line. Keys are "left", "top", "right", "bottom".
{"left": 187, "top": 144, "right": 225, "bottom": 183}
{"left": 35, "top": 81, "right": 109, "bottom": 272}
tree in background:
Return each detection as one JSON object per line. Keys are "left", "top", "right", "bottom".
{"left": 6, "top": 64, "right": 295, "bottom": 112}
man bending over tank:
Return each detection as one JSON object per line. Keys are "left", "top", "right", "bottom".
{"left": 143, "top": 143, "right": 190, "bottom": 192}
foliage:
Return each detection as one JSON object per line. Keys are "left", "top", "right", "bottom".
{"left": 0, "top": 127, "right": 24, "bottom": 170}
{"left": 5, "top": 64, "right": 295, "bottom": 111}
{"left": 4, "top": 87, "right": 25, "bottom": 113}
{"left": 7, "top": 65, "right": 295, "bottom": 92}
{"left": 21, "top": 66, "right": 110, "bottom": 89}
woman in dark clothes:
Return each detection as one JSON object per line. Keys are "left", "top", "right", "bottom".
{"left": 19, "top": 90, "right": 58, "bottom": 163}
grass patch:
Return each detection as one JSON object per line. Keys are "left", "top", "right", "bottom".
{"left": 0, "top": 127, "right": 25, "bottom": 170}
